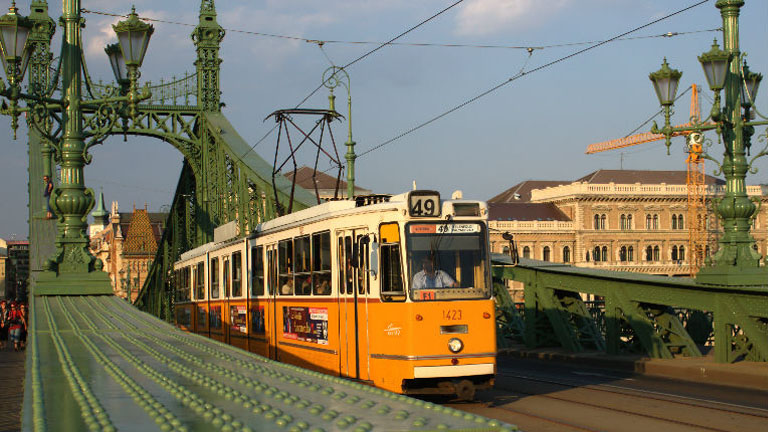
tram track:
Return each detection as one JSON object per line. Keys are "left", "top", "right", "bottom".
{"left": 497, "top": 371, "right": 768, "bottom": 419}
{"left": 442, "top": 370, "right": 768, "bottom": 432}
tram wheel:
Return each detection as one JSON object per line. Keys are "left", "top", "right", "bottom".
{"left": 455, "top": 380, "right": 476, "bottom": 401}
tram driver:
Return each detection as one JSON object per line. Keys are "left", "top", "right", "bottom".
{"left": 411, "top": 256, "right": 457, "bottom": 289}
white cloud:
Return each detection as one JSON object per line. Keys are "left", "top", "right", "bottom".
{"left": 455, "top": 0, "right": 571, "bottom": 36}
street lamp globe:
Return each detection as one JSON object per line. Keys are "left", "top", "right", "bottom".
{"left": 698, "top": 39, "right": 729, "bottom": 92}
{"left": 0, "top": 1, "right": 31, "bottom": 83}
{"left": 105, "top": 42, "right": 127, "bottom": 83}
{"left": 112, "top": 6, "right": 154, "bottom": 68}
{"left": 740, "top": 60, "right": 762, "bottom": 107}
{"left": 649, "top": 58, "right": 682, "bottom": 106}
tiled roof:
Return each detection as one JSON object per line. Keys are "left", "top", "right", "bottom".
{"left": 488, "top": 180, "right": 569, "bottom": 203}
{"left": 122, "top": 209, "right": 159, "bottom": 255}
{"left": 575, "top": 169, "right": 725, "bottom": 185}
{"left": 488, "top": 202, "right": 571, "bottom": 221}
{"left": 285, "top": 166, "right": 371, "bottom": 194}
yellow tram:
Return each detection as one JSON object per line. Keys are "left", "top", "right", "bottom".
{"left": 172, "top": 190, "right": 496, "bottom": 399}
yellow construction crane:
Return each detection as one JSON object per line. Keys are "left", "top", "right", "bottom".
{"left": 585, "top": 84, "right": 712, "bottom": 276}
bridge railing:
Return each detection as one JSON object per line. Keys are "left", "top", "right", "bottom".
{"left": 492, "top": 255, "right": 768, "bottom": 363}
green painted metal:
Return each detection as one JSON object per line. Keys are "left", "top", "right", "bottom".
{"left": 649, "top": 0, "right": 768, "bottom": 287}
{"left": 23, "top": 295, "right": 518, "bottom": 431}
{"left": 493, "top": 254, "right": 768, "bottom": 363}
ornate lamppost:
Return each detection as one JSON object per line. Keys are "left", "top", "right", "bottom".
{"left": 648, "top": 0, "right": 766, "bottom": 286}
{"left": 0, "top": 1, "right": 154, "bottom": 294}
{"left": 323, "top": 66, "right": 357, "bottom": 199}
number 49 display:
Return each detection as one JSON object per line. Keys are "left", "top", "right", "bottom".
{"left": 408, "top": 191, "right": 441, "bottom": 217}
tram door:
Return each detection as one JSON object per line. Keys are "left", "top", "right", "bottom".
{"left": 336, "top": 230, "right": 371, "bottom": 381}
{"left": 265, "top": 245, "right": 279, "bottom": 360}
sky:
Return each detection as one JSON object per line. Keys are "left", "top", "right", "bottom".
{"left": 1, "top": 0, "right": 767, "bottom": 240}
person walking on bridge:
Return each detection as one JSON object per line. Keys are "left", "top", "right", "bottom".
{"left": 0, "top": 300, "right": 8, "bottom": 350}
{"left": 8, "top": 302, "right": 25, "bottom": 351}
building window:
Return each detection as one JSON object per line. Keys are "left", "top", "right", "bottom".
{"left": 620, "top": 246, "right": 627, "bottom": 262}
{"left": 646, "top": 214, "right": 652, "bottom": 230}
{"left": 627, "top": 214, "right": 633, "bottom": 230}
{"left": 601, "top": 246, "right": 608, "bottom": 262}
{"left": 646, "top": 246, "right": 653, "bottom": 261}
{"left": 594, "top": 214, "right": 606, "bottom": 230}
{"left": 679, "top": 245, "right": 685, "bottom": 261}
{"left": 628, "top": 246, "right": 634, "bottom": 262}
{"left": 594, "top": 246, "right": 601, "bottom": 262}
{"left": 653, "top": 214, "right": 659, "bottom": 230}
{"left": 502, "top": 246, "right": 510, "bottom": 254}
{"left": 672, "top": 214, "right": 677, "bottom": 230}
{"left": 653, "top": 245, "right": 660, "bottom": 261}
{"left": 523, "top": 246, "right": 530, "bottom": 258}
{"left": 543, "top": 246, "right": 551, "bottom": 262}
{"left": 678, "top": 214, "right": 684, "bottom": 229}
{"left": 621, "top": 214, "right": 626, "bottom": 230}
{"left": 672, "top": 245, "right": 678, "bottom": 261}
{"left": 563, "top": 246, "right": 571, "bottom": 263}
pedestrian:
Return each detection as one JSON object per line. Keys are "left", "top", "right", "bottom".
{"left": 8, "top": 302, "right": 24, "bottom": 351}
{"left": 19, "top": 303, "right": 28, "bottom": 350}
{"left": 0, "top": 300, "right": 8, "bottom": 350}
{"left": 43, "top": 175, "right": 55, "bottom": 219}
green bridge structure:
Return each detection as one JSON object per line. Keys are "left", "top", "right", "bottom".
{"left": 0, "top": 0, "right": 766, "bottom": 430}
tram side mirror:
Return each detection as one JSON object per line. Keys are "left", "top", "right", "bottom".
{"left": 369, "top": 241, "right": 379, "bottom": 278}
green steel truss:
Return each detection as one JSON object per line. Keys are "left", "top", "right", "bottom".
{"left": 23, "top": 1, "right": 315, "bottom": 317}
{"left": 493, "top": 256, "right": 768, "bottom": 363}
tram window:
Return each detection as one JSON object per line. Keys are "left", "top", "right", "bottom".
{"left": 278, "top": 239, "right": 293, "bottom": 295}
{"left": 294, "top": 236, "right": 312, "bottom": 295}
{"left": 312, "top": 232, "right": 331, "bottom": 295}
{"left": 223, "top": 257, "right": 231, "bottom": 298}
{"left": 267, "top": 248, "right": 277, "bottom": 295}
{"left": 232, "top": 251, "right": 242, "bottom": 297}
{"left": 177, "top": 267, "right": 190, "bottom": 302}
{"left": 210, "top": 257, "right": 220, "bottom": 299}
{"left": 358, "top": 235, "right": 369, "bottom": 295}
{"left": 380, "top": 243, "right": 405, "bottom": 301}
{"left": 251, "top": 246, "right": 265, "bottom": 296}
{"left": 345, "top": 236, "right": 354, "bottom": 294}
{"left": 195, "top": 263, "right": 205, "bottom": 300}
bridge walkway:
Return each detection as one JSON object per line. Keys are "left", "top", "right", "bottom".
{"left": 0, "top": 344, "right": 25, "bottom": 432}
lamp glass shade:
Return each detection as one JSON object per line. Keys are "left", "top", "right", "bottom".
{"left": 740, "top": 62, "right": 762, "bottom": 105}
{"left": 112, "top": 8, "right": 154, "bottom": 67}
{"left": 0, "top": 5, "right": 31, "bottom": 79}
{"left": 649, "top": 58, "right": 682, "bottom": 106}
{"left": 698, "top": 40, "right": 729, "bottom": 91}
{"left": 105, "top": 43, "right": 126, "bottom": 81}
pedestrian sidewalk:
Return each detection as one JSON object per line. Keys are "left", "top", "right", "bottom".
{"left": 499, "top": 344, "right": 768, "bottom": 391}
{"left": 0, "top": 345, "right": 26, "bottom": 432}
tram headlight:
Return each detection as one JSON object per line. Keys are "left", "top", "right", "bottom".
{"left": 448, "top": 338, "right": 464, "bottom": 354}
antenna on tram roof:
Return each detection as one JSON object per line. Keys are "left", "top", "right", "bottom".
{"left": 412, "top": 180, "right": 417, "bottom": 190}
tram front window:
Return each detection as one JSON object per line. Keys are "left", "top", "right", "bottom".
{"left": 405, "top": 222, "right": 490, "bottom": 301}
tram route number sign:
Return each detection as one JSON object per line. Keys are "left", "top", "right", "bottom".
{"left": 283, "top": 306, "right": 329, "bottom": 345}
{"left": 409, "top": 192, "right": 441, "bottom": 217}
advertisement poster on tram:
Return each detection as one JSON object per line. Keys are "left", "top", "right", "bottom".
{"left": 283, "top": 306, "right": 328, "bottom": 345}
{"left": 230, "top": 305, "right": 247, "bottom": 334}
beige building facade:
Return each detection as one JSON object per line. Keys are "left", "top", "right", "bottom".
{"left": 488, "top": 170, "right": 768, "bottom": 301}
{"left": 88, "top": 194, "right": 166, "bottom": 302}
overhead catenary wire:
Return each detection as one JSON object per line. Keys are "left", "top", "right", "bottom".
{"left": 81, "top": 8, "right": 719, "bottom": 52}
{"left": 357, "top": 0, "right": 710, "bottom": 159}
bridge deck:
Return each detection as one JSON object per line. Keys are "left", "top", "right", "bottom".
{"left": 23, "top": 295, "right": 515, "bottom": 431}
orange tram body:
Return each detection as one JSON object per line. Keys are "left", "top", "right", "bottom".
{"left": 172, "top": 190, "right": 496, "bottom": 399}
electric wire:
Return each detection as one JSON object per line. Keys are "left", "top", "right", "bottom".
{"left": 357, "top": 0, "right": 710, "bottom": 159}
{"left": 81, "top": 8, "right": 719, "bottom": 52}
